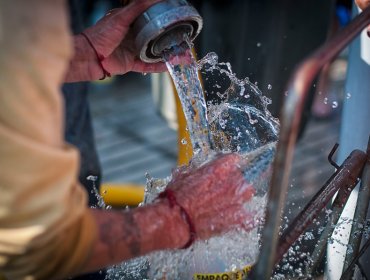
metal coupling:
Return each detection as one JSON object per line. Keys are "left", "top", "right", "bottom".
{"left": 132, "top": 0, "right": 203, "bottom": 63}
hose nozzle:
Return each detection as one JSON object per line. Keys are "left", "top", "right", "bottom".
{"left": 132, "top": 0, "right": 203, "bottom": 63}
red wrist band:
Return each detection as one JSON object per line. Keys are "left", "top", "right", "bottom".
{"left": 80, "top": 32, "right": 111, "bottom": 80}
{"left": 159, "top": 189, "right": 196, "bottom": 249}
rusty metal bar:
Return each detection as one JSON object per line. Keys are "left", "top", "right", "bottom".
{"left": 275, "top": 150, "right": 366, "bottom": 266}
{"left": 305, "top": 144, "right": 352, "bottom": 275}
{"left": 341, "top": 220, "right": 370, "bottom": 280}
{"left": 306, "top": 175, "right": 356, "bottom": 275}
{"left": 248, "top": 7, "right": 370, "bottom": 280}
{"left": 341, "top": 137, "right": 370, "bottom": 280}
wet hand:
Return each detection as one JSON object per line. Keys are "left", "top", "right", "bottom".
{"left": 164, "top": 153, "right": 256, "bottom": 242}
{"left": 67, "top": 0, "right": 167, "bottom": 82}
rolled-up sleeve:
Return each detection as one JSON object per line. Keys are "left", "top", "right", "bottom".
{"left": 0, "top": 0, "right": 97, "bottom": 279}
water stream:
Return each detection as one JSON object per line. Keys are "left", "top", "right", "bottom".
{"left": 107, "top": 41, "right": 279, "bottom": 279}
{"left": 163, "top": 43, "right": 214, "bottom": 158}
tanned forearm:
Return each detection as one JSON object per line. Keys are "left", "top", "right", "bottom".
{"left": 79, "top": 201, "right": 190, "bottom": 275}
{"left": 64, "top": 35, "right": 104, "bottom": 83}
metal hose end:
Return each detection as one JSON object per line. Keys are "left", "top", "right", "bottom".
{"left": 132, "top": 0, "right": 203, "bottom": 63}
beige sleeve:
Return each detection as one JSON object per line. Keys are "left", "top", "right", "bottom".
{"left": 0, "top": 1, "right": 97, "bottom": 279}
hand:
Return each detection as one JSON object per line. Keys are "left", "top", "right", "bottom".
{"left": 66, "top": 0, "right": 167, "bottom": 82}
{"left": 80, "top": 154, "right": 256, "bottom": 275}
{"left": 165, "top": 153, "right": 256, "bottom": 241}
{"left": 355, "top": 0, "right": 370, "bottom": 37}
{"left": 356, "top": 0, "right": 370, "bottom": 10}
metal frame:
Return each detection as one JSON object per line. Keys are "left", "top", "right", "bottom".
{"left": 275, "top": 148, "right": 367, "bottom": 266}
{"left": 249, "top": 6, "right": 370, "bottom": 279}
{"left": 341, "top": 138, "right": 370, "bottom": 280}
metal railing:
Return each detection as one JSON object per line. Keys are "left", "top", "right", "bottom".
{"left": 249, "top": 6, "right": 370, "bottom": 279}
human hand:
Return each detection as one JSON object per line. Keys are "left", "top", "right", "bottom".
{"left": 80, "top": 154, "right": 256, "bottom": 274}
{"left": 66, "top": 0, "right": 167, "bottom": 82}
{"left": 356, "top": 0, "right": 370, "bottom": 10}
{"left": 355, "top": 0, "right": 370, "bottom": 37}
{"left": 163, "top": 153, "right": 256, "bottom": 241}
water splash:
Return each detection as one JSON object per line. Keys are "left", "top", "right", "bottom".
{"left": 107, "top": 46, "right": 279, "bottom": 279}
{"left": 87, "top": 175, "right": 111, "bottom": 210}
{"left": 147, "top": 214, "right": 263, "bottom": 279}
{"left": 142, "top": 145, "right": 274, "bottom": 280}
{"left": 199, "top": 52, "right": 279, "bottom": 154}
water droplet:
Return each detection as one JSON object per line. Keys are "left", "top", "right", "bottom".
{"left": 247, "top": 57, "right": 251, "bottom": 61}
{"left": 181, "top": 138, "right": 187, "bottom": 145}
{"left": 332, "top": 101, "right": 338, "bottom": 108}
{"left": 86, "top": 175, "right": 97, "bottom": 181}
{"left": 256, "top": 42, "right": 262, "bottom": 47}
{"left": 304, "top": 231, "right": 314, "bottom": 240}
{"left": 346, "top": 92, "right": 351, "bottom": 99}
{"left": 323, "top": 97, "right": 328, "bottom": 104}
{"left": 142, "top": 72, "right": 147, "bottom": 76}
{"left": 267, "top": 84, "right": 272, "bottom": 90}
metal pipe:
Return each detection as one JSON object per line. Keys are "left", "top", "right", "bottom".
{"left": 248, "top": 6, "right": 370, "bottom": 279}
{"left": 306, "top": 144, "right": 355, "bottom": 275}
{"left": 307, "top": 177, "right": 356, "bottom": 275}
{"left": 131, "top": 0, "right": 203, "bottom": 63}
{"left": 275, "top": 149, "right": 366, "bottom": 266}
{"left": 341, "top": 137, "right": 370, "bottom": 279}
{"left": 341, "top": 220, "right": 370, "bottom": 280}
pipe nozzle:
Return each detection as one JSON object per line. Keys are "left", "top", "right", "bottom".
{"left": 132, "top": 0, "right": 203, "bottom": 63}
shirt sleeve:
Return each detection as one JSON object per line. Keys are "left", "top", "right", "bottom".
{"left": 0, "top": 1, "right": 97, "bottom": 279}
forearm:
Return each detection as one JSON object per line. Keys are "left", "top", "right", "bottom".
{"left": 64, "top": 34, "right": 105, "bottom": 82}
{"left": 80, "top": 202, "right": 190, "bottom": 275}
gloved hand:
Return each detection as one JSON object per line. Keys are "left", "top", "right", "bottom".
{"left": 163, "top": 153, "right": 256, "bottom": 241}
{"left": 65, "top": 0, "right": 166, "bottom": 82}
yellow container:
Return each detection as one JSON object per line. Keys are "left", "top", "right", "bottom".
{"left": 100, "top": 184, "right": 144, "bottom": 207}
{"left": 193, "top": 265, "right": 252, "bottom": 280}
